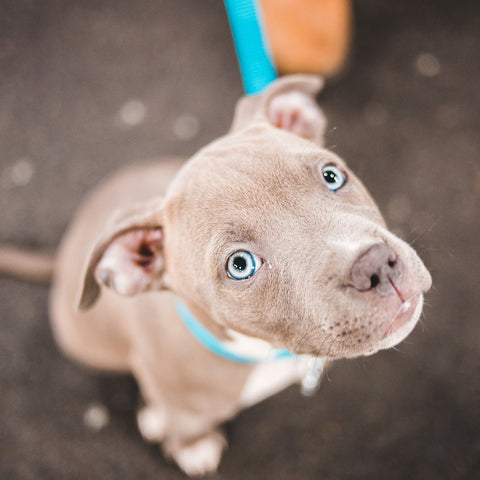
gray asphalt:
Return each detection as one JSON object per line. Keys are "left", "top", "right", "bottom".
{"left": 1, "top": 1, "right": 479, "bottom": 479}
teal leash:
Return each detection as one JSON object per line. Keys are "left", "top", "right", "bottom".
{"left": 223, "top": 0, "right": 277, "bottom": 95}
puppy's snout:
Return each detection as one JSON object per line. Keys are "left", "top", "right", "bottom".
{"left": 350, "top": 244, "right": 403, "bottom": 296}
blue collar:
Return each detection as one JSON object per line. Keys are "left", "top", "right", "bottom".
{"left": 175, "top": 300, "right": 296, "bottom": 364}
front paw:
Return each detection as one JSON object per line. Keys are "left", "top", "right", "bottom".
{"left": 169, "top": 430, "right": 226, "bottom": 477}
{"left": 267, "top": 90, "right": 327, "bottom": 145}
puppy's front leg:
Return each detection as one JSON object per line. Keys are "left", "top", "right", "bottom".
{"left": 268, "top": 90, "right": 327, "bottom": 145}
{"left": 129, "top": 354, "right": 168, "bottom": 443}
{"left": 130, "top": 353, "right": 226, "bottom": 476}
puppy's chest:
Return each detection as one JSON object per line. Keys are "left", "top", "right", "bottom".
{"left": 239, "top": 357, "right": 312, "bottom": 407}
{"left": 174, "top": 303, "right": 322, "bottom": 405}
{"left": 223, "top": 330, "right": 313, "bottom": 407}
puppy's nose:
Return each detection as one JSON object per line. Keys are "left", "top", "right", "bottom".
{"left": 350, "top": 244, "right": 402, "bottom": 296}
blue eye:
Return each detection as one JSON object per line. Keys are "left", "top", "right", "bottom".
{"left": 226, "top": 251, "right": 262, "bottom": 280}
{"left": 322, "top": 165, "right": 346, "bottom": 192}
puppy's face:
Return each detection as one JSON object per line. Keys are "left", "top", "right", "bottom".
{"left": 163, "top": 124, "right": 431, "bottom": 359}
{"left": 81, "top": 76, "right": 431, "bottom": 360}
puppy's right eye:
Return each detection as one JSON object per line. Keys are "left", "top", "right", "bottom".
{"left": 226, "top": 251, "right": 262, "bottom": 280}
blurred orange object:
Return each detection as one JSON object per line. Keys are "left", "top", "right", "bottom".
{"left": 260, "top": 0, "right": 352, "bottom": 76}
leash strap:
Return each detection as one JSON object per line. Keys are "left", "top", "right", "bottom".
{"left": 224, "top": 0, "right": 277, "bottom": 95}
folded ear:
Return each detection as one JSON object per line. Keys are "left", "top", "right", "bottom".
{"left": 230, "top": 74, "right": 327, "bottom": 145}
{"left": 77, "top": 198, "right": 166, "bottom": 311}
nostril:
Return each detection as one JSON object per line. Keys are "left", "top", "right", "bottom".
{"left": 350, "top": 243, "right": 403, "bottom": 296}
{"left": 370, "top": 274, "right": 380, "bottom": 289}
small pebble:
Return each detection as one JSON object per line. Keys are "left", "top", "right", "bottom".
{"left": 5, "top": 158, "right": 35, "bottom": 187}
{"left": 173, "top": 114, "right": 200, "bottom": 140}
{"left": 11, "top": 158, "right": 34, "bottom": 186}
{"left": 118, "top": 100, "right": 147, "bottom": 126}
{"left": 83, "top": 403, "right": 110, "bottom": 431}
{"left": 415, "top": 53, "right": 441, "bottom": 77}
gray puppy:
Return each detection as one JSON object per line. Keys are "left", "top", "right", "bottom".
{"left": 1, "top": 75, "right": 431, "bottom": 476}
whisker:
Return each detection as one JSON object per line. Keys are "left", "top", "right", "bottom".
{"left": 327, "top": 335, "right": 337, "bottom": 358}
{"left": 323, "top": 360, "right": 333, "bottom": 383}
{"left": 409, "top": 218, "right": 439, "bottom": 247}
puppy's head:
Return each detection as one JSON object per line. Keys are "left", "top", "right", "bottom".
{"left": 79, "top": 75, "right": 431, "bottom": 359}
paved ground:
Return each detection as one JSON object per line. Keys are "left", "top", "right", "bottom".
{"left": 0, "top": 1, "right": 478, "bottom": 479}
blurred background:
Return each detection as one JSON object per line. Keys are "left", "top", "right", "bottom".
{"left": 0, "top": 1, "right": 478, "bottom": 478}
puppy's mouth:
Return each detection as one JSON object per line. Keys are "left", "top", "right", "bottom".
{"left": 382, "top": 293, "right": 423, "bottom": 339}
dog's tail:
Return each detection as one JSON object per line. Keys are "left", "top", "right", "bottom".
{"left": 0, "top": 245, "right": 55, "bottom": 283}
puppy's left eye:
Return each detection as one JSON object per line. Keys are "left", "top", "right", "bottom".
{"left": 226, "top": 251, "right": 262, "bottom": 280}
{"left": 322, "top": 165, "right": 346, "bottom": 192}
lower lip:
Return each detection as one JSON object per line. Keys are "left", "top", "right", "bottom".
{"left": 382, "top": 295, "right": 421, "bottom": 339}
